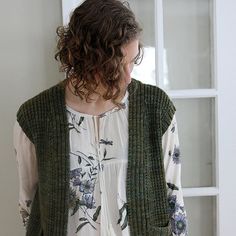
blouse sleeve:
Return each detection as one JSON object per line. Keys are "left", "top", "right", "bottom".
{"left": 162, "top": 113, "right": 188, "bottom": 236}
{"left": 13, "top": 120, "right": 38, "bottom": 229}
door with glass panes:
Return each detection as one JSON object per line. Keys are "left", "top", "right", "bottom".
{"left": 61, "top": 1, "right": 228, "bottom": 235}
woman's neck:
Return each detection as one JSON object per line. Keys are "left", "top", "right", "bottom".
{"left": 64, "top": 79, "right": 127, "bottom": 116}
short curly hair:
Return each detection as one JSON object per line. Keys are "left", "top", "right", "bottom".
{"left": 54, "top": 0, "right": 143, "bottom": 103}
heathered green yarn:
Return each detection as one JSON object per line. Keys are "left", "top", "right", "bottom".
{"left": 16, "top": 78, "right": 175, "bottom": 236}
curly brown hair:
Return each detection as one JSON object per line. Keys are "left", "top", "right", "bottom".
{"left": 54, "top": 0, "right": 143, "bottom": 104}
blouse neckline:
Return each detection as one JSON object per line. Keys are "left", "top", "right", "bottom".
{"left": 65, "top": 90, "right": 129, "bottom": 118}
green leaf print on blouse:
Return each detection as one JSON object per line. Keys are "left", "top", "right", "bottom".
{"left": 103, "top": 148, "right": 116, "bottom": 161}
{"left": 93, "top": 205, "right": 101, "bottom": 221}
{"left": 117, "top": 202, "right": 128, "bottom": 230}
{"left": 167, "top": 182, "right": 179, "bottom": 191}
{"left": 67, "top": 109, "right": 85, "bottom": 133}
{"left": 117, "top": 193, "right": 128, "bottom": 231}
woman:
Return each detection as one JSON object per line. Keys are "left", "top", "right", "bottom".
{"left": 13, "top": 0, "right": 188, "bottom": 235}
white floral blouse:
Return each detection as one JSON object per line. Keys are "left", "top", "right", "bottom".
{"left": 13, "top": 90, "right": 188, "bottom": 236}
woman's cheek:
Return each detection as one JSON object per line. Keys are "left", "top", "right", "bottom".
{"left": 130, "top": 63, "right": 134, "bottom": 73}
{"left": 122, "top": 64, "right": 131, "bottom": 84}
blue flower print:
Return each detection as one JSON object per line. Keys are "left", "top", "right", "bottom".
{"left": 171, "top": 212, "right": 187, "bottom": 235}
{"left": 70, "top": 168, "right": 82, "bottom": 179}
{"left": 168, "top": 193, "right": 188, "bottom": 235}
{"left": 168, "top": 195, "right": 180, "bottom": 216}
{"left": 172, "top": 145, "right": 181, "bottom": 164}
{"left": 168, "top": 195, "right": 176, "bottom": 216}
{"left": 70, "top": 168, "right": 83, "bottom": 186}
{"left": 72, "top": 178, "right": 82, "bottom": 186}
{"left": 79, "top": 180, "right": 95, "bottom": 194}
{"left": 81, "top": 194, "right": 96, "bottom": 209}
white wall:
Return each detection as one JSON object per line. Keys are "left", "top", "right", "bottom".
{"left": 0, "top": 0, "right": 63, "bottom": 235}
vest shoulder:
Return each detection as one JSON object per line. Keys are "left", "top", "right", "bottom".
{"left": 137, "top": 80, "right": 174, "bottom": 110}
{"left": 16, "top": 82, "right": 61, "bottom": 143}
{"left": 16, "top": 82, "right": 60, "bottom": 116}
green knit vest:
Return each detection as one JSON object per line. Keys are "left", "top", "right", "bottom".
{"left": 16, "top": 78, "right": 176, "bottom": 236}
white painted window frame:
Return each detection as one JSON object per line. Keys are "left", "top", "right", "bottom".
{"left": 155, "top": 0, "right": 236, "bottom": 235}
{"left": 155, "top": 0, "right": 219, "bottom": 234}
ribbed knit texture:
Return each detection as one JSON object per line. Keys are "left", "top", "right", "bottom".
{"left": 16, "top": 78, "right": 176, "bottom": 236}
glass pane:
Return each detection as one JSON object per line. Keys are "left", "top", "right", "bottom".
{"left": 173, "top": 98, "right": 216, "bottom": 187}
{"left": 128, "top": 0, "right": 156, "bottom": 85}
{"left": 163, "top": 0, "right": 213, "bottom": 89}
{"left": 185, "top": 196, "right": 216, "bottom": 236}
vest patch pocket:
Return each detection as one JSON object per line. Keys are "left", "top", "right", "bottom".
{"left": 150, "top": 220, "right": 172, "bottom": 236}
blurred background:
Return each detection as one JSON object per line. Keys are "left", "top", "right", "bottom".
{"left": 1, "top": 0, "right": 236, "bottom": 235}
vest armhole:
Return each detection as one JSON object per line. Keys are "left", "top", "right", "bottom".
{"left": 16, "top": 104, "right": 35, "bottom": 145}
{"left": 161, "top": 99, "right": 176, "bottom": 136}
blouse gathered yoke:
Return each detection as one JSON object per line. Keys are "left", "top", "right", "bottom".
{"left": 13, "top": 78, "right": 188, "bottom": 236}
